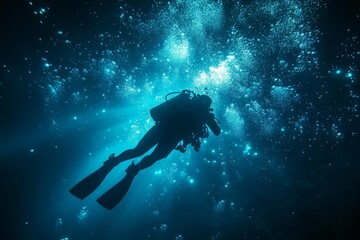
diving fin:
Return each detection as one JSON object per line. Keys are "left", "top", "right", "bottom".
{"left": 97, "top": 163, "right": 139, "bottom": 210}
{"left": 69, "top": 154, "right": 118, "bottom": 200}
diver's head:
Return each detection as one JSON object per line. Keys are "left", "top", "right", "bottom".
{"left": 198, "top": 94, "right": 212, "bottom": 108}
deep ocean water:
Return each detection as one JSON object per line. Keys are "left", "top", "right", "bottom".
{"left": 1, "top": 0, "right": 359, "bottom": 239}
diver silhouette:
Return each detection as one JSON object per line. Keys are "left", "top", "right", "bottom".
{"left": 70, "top": 90, "right": 221, "bottom": 210}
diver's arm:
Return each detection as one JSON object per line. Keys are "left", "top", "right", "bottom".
{"left": 206, "top": 113, "right": 221, "bottom": 136}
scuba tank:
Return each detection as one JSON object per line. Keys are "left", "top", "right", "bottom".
{"left": 150, "top": 90, "right": 194, "bottom": 122}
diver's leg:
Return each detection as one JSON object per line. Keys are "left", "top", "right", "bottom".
{"left": 104, "top": 125, "right": 160, "bottom": 166}
{"left": 126, "top": 139, "right": 179, "bottom": 174}
{"left": 98, "top": 139, "right": 179, "bottom": 209}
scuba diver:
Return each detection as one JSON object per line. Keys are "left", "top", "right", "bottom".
{"left": 70, "top": 90, "right": 221, "bottom": 210}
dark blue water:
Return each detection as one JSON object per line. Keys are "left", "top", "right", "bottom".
{"left": 1, "top": 0, "right": 359, "bottom": 239}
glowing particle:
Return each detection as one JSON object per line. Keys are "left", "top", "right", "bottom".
{"left": 57, "top": 31, "right": 63, "bottom": 35}
{"left": 155, "top": 170, "right": 162, "bottom": 175}
{"left": 56, "top": 218, "right": 63, "bottom": 226}
{"left": 335, "top": 70, "right": 341, "bottom": 74}
{"left": 214, "top": 200, "right": 226, "bottom": 212}
{"left": 77, "top": 206, "right": 89, "bottom": 221}
{"left": 100, "top": 59, "right": 117, "bottom": 78}
{"left": 102, "top": 109, "right": 106, "bottom": 113}
{"left": 209, "top": 62, "right": 230, "bottom": 85}
{"left": 243, "top": 144, "right": 251, "bottom": 155}
{"left": 170, "top": 41, "right": 189, "bottom": 59}
{"left": 30, "top": 149, "right": 34, "bottom": 153}
{"left": 44, "top": 63, "right": 50, "bottom": 68}
{"left": 165, "top": 33, "right": 190, "bottom": 61}
{"left": 270, "top": 86, "right": 296, "bottom": 107}
{"left": 227, "top": 55, "right": 235, "bottom": 61}
{"left": 159, "top": 224, "right": 167, "bottom": 231}
{"left": 279, "top": 59, "right": 287, "bottom": 68}
{"left": 60, "top": 238, "right": 69, "bottom": 240}
{"left": 39, "top": 8, "right": 46, "bottom": 14}
{"left": 175, "top": 235, "right": 183, "bottom": 240}
{"left": 346, "top": 72, "right": 353, "bottom": 78}
{"left": 187, "top": 176, "right": 194, "bottom": 184}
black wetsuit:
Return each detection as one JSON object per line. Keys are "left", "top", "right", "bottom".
{"left": 111, "top": 96, "right": 220, "bottom": 170}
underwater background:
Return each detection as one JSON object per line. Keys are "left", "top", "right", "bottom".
{"left": 1, "top": 0, "right": 359, "bottom": 239}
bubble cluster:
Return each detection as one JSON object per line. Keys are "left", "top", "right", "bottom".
{"left": 7, "top": 0, "right": 359, "bottom": 238}
{"left": 77, "top": 206, "right": 89, "bottom": 221}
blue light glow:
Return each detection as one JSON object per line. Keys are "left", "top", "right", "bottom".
{"left": 3, "top": 0, "right": 360, "bottom": 239}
